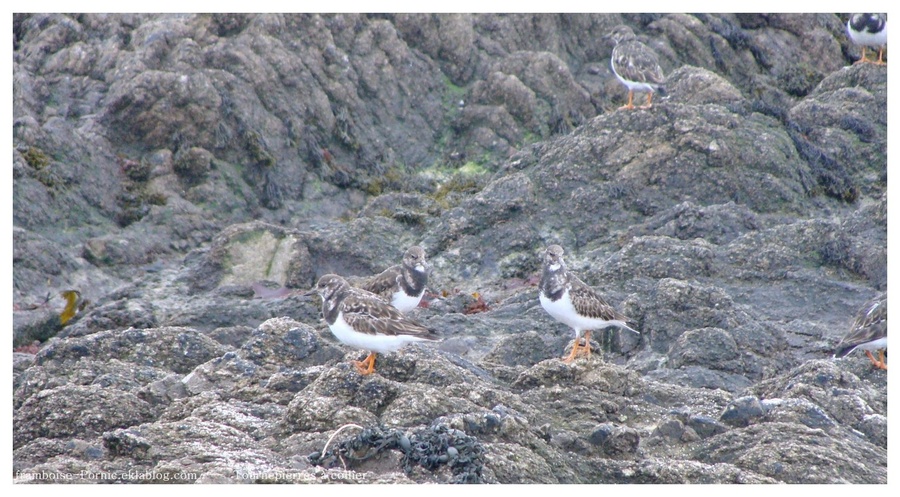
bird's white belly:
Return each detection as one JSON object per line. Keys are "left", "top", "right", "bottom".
{"left": 850, "top": 28, "right": 887, "bottom": 47}
{"left": 851, "top": 336, "right": 888, "bottom": 352}
{"left": 612, "top": 66, "right": 658, "bottom": 92}
{"left": 391, "top": 289, "right": 423, "bottom": 313}
{"left": 328, "top": 312, "right": 426, "bottom": 354}
{"left": 540, "top": 289, "right": 622, "bottom": 337}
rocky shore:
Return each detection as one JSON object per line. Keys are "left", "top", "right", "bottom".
{"left": 13, "top": 13, "right": 886, "bottom": 483}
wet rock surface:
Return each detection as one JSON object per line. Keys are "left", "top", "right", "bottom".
{"left": 13, "top": 14, "right": 885, "bottom": 484}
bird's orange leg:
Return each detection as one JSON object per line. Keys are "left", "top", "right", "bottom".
{"left": 619, "top": 90, "right": 635, "bottom": 110}
{"left": 563, "top": 340, "right": 580, "bottom": 363}
{"left": 353, "top": 352, "right": 377, "bottom": 375}
{"left": 563, "top": 331, "right": 593, "bottom": 363}
{"left": 864, "top": 350, "right": 887, "bottom": 370}
{"left": 639, "top": 92, "right": 653, "bottom": 109}
{"left": 854, "top": 46, "right": 870, "bottom": 64}
{"left": 865, "top": 350, "right": 877, "bottom": 366}
{"left": 873, "top": 350, "right": 888, "bottom": 370}
{"left": 876, "top": 47, "right": 886, "bottom": 65}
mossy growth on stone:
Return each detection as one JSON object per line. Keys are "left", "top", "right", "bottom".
{"left": 115, "top": 190, "right": 150, "bottom": 227}
{"left": 441, "top": 76, "right": 468, "bottom": 120}
{"left": 22, "top": 146, "right": 51, "bottom": 170}
{"left": 244, "top": 130, "right": 276, "bottom": 168}
{"left": 173, "top": 147, "right": 213, "bottom": 186}
{"left": 430, "top": 163, "right": 488, "bottom": 210}
{"left": 362, "top": 164, "right": 407, "bottom": 196}
{"left": 141, "top": 190, "right": 168, "bottom": 206}
{"left": 457, "top": 161, "right": 487, "bottom": 176}
{"left": 778, "top": 62, "right": 817, "bottom": 97}
{"left": 34, "top": 167, "right": 65, "bottom": 191}
{"left": 120, "top": 157, "right": 152, "bottom": 182}
{"left": 117, "top": 190, "right": 167, "bottom": 226}
{"left": 21, "top": 146, "right": 67, "bottom": 191}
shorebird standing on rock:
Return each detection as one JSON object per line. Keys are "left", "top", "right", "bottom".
{"left": 607, "top": 24, "right": 667, "bottom": 110}
{"left": 539, "top": 245, "right": 639, "bottom": 363}
{"left": 847, "top": 14, "right": 887, "bottom": 65}
{"left": 357, "top": 246, "right": 430, "bottom": 313}
{"left": 834, "top": 293, "right": 887, "bottom": 370}
{"left": 308, "top": 274, "right": 441, "bottom": 375}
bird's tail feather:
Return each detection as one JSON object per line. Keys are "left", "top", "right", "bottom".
{"left": 833, "top": 344, "right": 858, "bottom": 359}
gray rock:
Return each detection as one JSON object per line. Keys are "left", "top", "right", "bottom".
{"left": 789, "top": 64, "right": 886, "bottom": 200}
{"left": 685, "top": 414, "right": 729, "bottom": 439}
{"left": 645, "top": 365, "right": 752, "bottom": 393}
{"left": 14, "top": 358, "right": 172, "bottom": 410}
{"left": 857, "top": 414, "right": 887, "bottom": 449}
{"left": 13, "top": 352, "right": 36, "bottom": 376}
{"left": 588, "top": 423, "right": 641, "bottom": 458}
{"left": 14, "top": 438, "right": 108, "bottom": 473}
{"left": 59, "top": 298, "right": 158, "bottom": 338}
{"left": 34, "top": 327, "right": 229, "bottom": 375}
{"left": 239, "top": 317, "right": 344, "bottom": 371}
{"left": 482, "top": 329, "right": 559, "bottom": 367}
{"left": 102, "top": 416, "right": 288, "bottom": 482}
{"left": 652, "top": 418, "right": 685, "bottom": 441}
{"left": 14, "top": 384, "right": 155, "bottom": 448}
{"left": 668, "top": 327, "right": 741, "bottom": 372}
{"left": 750, "top": 359, "right": 886, "bottom": 438}
{"left": 692, "top": 422, "right": 886, "bottom": 483}
{"left": 140, "top": 374, "right": 189, "bottom": 406}
{"left": 720, "top": 395, "right": 765, "bottom": 427}
{"left": 624, "top": 200, "right": 760, "bottom": 245}
{"left": 202, "top": 325, "right": 255, "bottom": 349}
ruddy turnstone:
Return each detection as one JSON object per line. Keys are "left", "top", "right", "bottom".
{"left": 607, "top": 24, "right": 667, "bottom": 110}
{"left": 357, "top": 246, "right": 429, "bottom": 313}
{"left": 834, "top": 293, "right": 887, "bottom": 370}
{"left": 847, "top": 14, "right": 887, "bottom": 65}
{"left": 308, "top": 274, "right": 441, "bottom": 375}
{"left": 539, "top": 245, "right": 639, "bottom": 363}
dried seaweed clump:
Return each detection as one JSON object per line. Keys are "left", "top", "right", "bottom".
{"left": 309, "top": 424, "right": 485, "bottom": 484}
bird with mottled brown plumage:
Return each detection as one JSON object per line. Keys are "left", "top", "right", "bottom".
{"left": 834, "top": 293, "right": 887, "bottom": 370}
{"left": 308, "top": 274, "right": 440, "bottom": 375}
{"left": 607, "top": 24, "right": 667, "bottom": 110}
{"left": 357, "top": 246, "right": 429, "bottom": 313}
{"left": 539, "top": 245, "right": 639, "bottom": 363}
